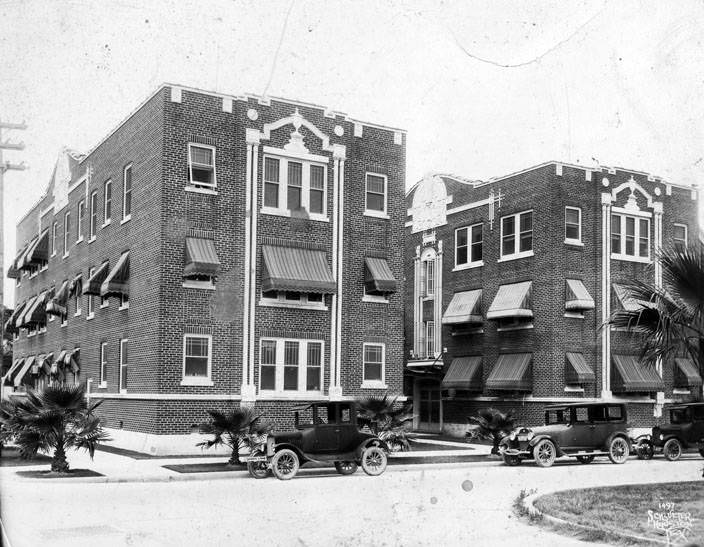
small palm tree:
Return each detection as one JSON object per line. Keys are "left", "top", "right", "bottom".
{"left": 467, "top": 408, "right": 516, "bottom": 454}
{"left": 357, "top": 394, "right": 414, "bottom": 451}
{"left": 0, "top": 384, "right": 110, "bottom": 473}
{"left": 197, "top": 407, "right": 272, "bottom": 465}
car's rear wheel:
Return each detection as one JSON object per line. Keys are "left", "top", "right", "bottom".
{"left": 361, "top": 446, "right": 387, "bottom": 476}
{"left": 663, "top": 438, "right": 683, "bottom": 462}
{"left": 533, "top": 439, "right": 556, "bottom": 468}
{"left": 636, "top": 439, "right": 655, "bottom": 460}
{"left": 576, "top": 455, "right": 595, "bottom": 464}
{"left": 271, "top": 449, "right": 299, "bottom": 480}
{"left": 608, "top": 436, "right": 629, "bottom": 464}
{"left": 247, "top": 450, "right": 270, "bottom": 479}
{"left": 502, "top": 454, "right": 522, "bottom": 466}
{"left": 334, "top": 461, "right": 358, "bottom": 475}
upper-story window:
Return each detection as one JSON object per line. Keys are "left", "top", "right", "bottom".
{"left": 362, "top": 343, "right": 386, "bottom": 387}
{"left": 673, "top": 223, "right": 688, "bottom": 248}
{"left": 123, "top": 164, "right": 132, "bottom": 221}
{"left": 63, "top": 212, "right": 71, "bottom": 257}
{"left": 611, "top": 213, "right": 650, "bottom": 261}
{"left": 565, "top": 206, "right": 582, "bottom": 244}
{"left": 425, "top": 259, "right": 435, "bottom": 296}
{"left": 261, "top": 290, "right": 325, "bottom": 310}
{"left": 455, "top": 223, "right": 483, "bottom": 268}
{"left": 77, "top": 199, "right": 85, "bottom": 242}
{"left": 501, "top": 210, "right": 533, "bottom": 259}
{"left": 89, "top": 191, "right": 98, "bottom": 240}
{"left": 188, "top": 144, "right": 216, "bottom": 188}
{"left": 51, "top": 222, "right": 58, "bottom": 257}
{"left": 262, "top": 156, "right": 327, "bottom": 218}
{"left": 365, "top": 173, "right": 387, "bottom": 217}
{"left": 103, "top": 180, "right": 112, "bottom": 225}
{"left": 100, "top": 341, "right": 108, "bottom": 387}
{"left": 119, "top": 339, "right": 128, "bottom": 392}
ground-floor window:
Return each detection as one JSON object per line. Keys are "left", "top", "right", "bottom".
{"left": 182, "top": 334, "right": 212, "bottom": 385}
{"left": 258, "top": 338, "right": 324, "bottom": 395}
{"left": 362, "top": 343, "right": 385, "bottom": 386}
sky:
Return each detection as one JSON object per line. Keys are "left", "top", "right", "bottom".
{"left": 1, "top": 0, "right": 703, "bottom": 307}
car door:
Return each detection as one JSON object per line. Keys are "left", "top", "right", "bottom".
{"left": 689, "top": 406, "right": 704, "bottom": 443}
{"left": 312, "top": 406, "right": 340, "bottom": 454}
{"left": 569, "top": 407, "right": 593, "bottom": 450}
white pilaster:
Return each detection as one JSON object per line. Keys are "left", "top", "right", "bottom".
{"left": 413, "top": 248, "right": 421, "bottom": 357}
{"left": 653, "top": 201, "right": 663, "bottom": 378}
{"left": 329, "top": 145, "right": 346, "bottom": 400}
{"left": 434, "top": 241, "right": 443, "bottom": 357}
{"left": 601, "top": 193, "right": 613, "bottom": 399}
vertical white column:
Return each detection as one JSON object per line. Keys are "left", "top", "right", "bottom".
{"left": 653, "top": 202, "right": 663, "bottom": 377}
{"left": 434, "top": 241, "right": 443, "bottom": 358}
{"left": 329, "top": 145, "right": 346, "bottom": 400}
{"left": 413, "top": 246, "right": 420, "bottom": 357}
{"left": 601, "top": 193, "right": 613, "bottom": 399}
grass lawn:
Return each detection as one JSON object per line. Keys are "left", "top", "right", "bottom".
{"left": 535, "top": 481, "right": 703, "bottom": 544}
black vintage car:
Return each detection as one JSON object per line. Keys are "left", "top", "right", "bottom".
{"left": 636, "top": 402, "right": 704, "bottom": 461}
{"left": 499, "top": 403, "right": 631, "bottom": 467}
{"left": 246, "top": 401, "right": 388, "bottom": 480}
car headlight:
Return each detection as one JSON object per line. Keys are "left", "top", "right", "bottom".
{"left": 658, "top": 434, "right": 664, "bottom": 441}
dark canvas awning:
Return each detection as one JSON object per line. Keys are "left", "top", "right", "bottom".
{"left": 184, "top": 237, "right": 220, "bottom": 277}
{"left": 487, "top": 281, "right": 532, "bottom": 320}
{"left": 7, "top": 245, "right": 25, "bottom": 279}
{"left": 101, "top": 252, "right": 130, "bottom": 297}
{"left": 611, "top": 354, "right": 665, "bottom": 392}
{"left": 16, "top": 236, "right": 37, "bottom": 270}
{"left": 442, "top": 290, "right": 482, "bottom": 324}
{"left": 674, "top": 358, "right": 703, "bottom": 389}
{"left": 441, "top": 356, "right": 483, "bottom": 390}
{"left": 565, "top": 279, "right": 595, "bottom": 311}
{"left": 612, "top": 283, "right": 651, "bottom": 312}
{"left": 83, "top": 262, "right": 110, "bottom": 296}
{"left": 47, "top": 280, "right": 69, "bottom": 316}
{"left": 66, "top": 349, "right": 80, "bottom": 373}
{"left": 14, "top": 356, "right": 35, "bottom": 387}
{"left": 3, "top": 358, "right": 24, "bottom": 385}
{"left": 26, "top": 230, "right": 49, "bottom": 265}
{"left": 17, "top": 295, "right": 37, "bottom": 328}
{"left": 37, "top": 353, "right": 53, "bottom": 376}
{"left": 486, "top": 353, "right": 532, "bottom": 391}
{"left": 22, "top": 290, "right": 49, "bottom": 326}
{"left": 261, "top": 245, "right": 336, "bottom": 294}
{"left": 4, "top": 301, "right": 27, "bottom": 332}
{"left": 69, "top": 274, "right": 83, "bottom": 296}
{"left": 364, "top": 257, "right": 397, "bottom": 294}
{"left": 565, "top": 352, "right": 595, "bottom": 384}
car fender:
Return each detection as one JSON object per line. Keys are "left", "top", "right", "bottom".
{"left": 528, "top": 435, "right": 564, "bottom": 457}
{"left": 355, "top": 437, "right": 388, "bottom": 459}
{"left": 604, "top": 431, "right": 631, "bottom": 451}
{"left": 272, "top": 443, "right": 307, "bottom": 462}
{"left": 661, "top": 434, "right": 688, "bottom": 448}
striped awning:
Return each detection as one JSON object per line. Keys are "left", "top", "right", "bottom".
{"left": 184, "top": 237, "right": 220, "bottom": 277}
{"left": 611, "top": 354, "right": 665, "bottom": 392}
{"left": 83, "top": 262, "right": 110, "bottom": 296}
{"left": 487, "top": 281, "right": 532, "bottom": 319}
{"left": 26, "top": 229, "right": 49, "bottom": 265}
{"left": 674, "top": 358, "right": 703, "bottom": 388}
{"left": 47, "top": 280, "right": 69, "bottom": 316}
{"left": 37, "top": 353, "right": 53, "bottom": 376}
{"left": 69, "top": 273, "right": 83, "bottom": 296}
{"left": 486, "top": 353, "right": 532, "bottom": 391}
{"left": 612, "top": 283, "right": 652, "bottom": 312}
{"left": 4, "top": 301, "right": 27, "bottom": 332}
{"left": 14, "top": 356, "right": 35, "bottom": 387}
{"left": 15, "top": 297, "right": 35, "bottom": 328}
{"left": 364, "top": 257, "right": 397, "bottom": 294}
{"left": 3, "top": 358, "right": 24, "bottom": 386}
{"left": 6, "top": 245, "right": 25, "bottom": 279}
{"left": 565, "top": 279, "right": 595, "bottom": 311}
{"left": 565, "top": 352, "right": 595, "bottom": 384}
{"left": 261, "top": 245, "right": 336, "bottom": 294}
{"left": 66, "top": 349, "right": 80, "bottom": 373}
{"left": 16, "top": 236, "right": 37, "bottom": 270}
{"left": 101, "top": 252, "right": 130, "bottom": 297}
{"left": 442, "top": 290, "right": 482, "bottom": 324}
{"left": 441, "top": 356, "right": 483, "bottom": 390}
{"left": 21, "top": 290, "right": 49, "bottom": 326}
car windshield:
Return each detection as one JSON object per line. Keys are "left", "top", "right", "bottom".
{"left": 670, "top": 408, "right": 690, "bottom": 424}
{"left": 545, "top": 409, "right": 568, "bottom": 424}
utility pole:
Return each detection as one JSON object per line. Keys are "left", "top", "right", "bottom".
{"left": 0, "top": 120, "right": 27, "bottom": 356}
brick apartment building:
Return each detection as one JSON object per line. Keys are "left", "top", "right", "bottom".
{"left": 405, "top": 162, "right": 701, "bottom": 435}
{"left": 3, "top": 84, "right": 406, "bottom": 454}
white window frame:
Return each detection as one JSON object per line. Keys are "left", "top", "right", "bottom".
{"left": 364, "top": 172, "right": 388, "bottom": 218}
{"left": 258, "top": 338, "right": 325, "bottom": 396}
{"left": 119, "top": 292, "right": 129, "bottom": 310}
{"left": 89, "top": 190, "right": 98, "bottom": 241}
{"left": 259, "top": 290, "right": 327, "bottom": 311}
{"left": 119, "top": 338, "right": 128, "bottom": 393}
{"left": 51, "top": 222, "right": 58, "bottom": 257}
{"left": 425, "top": 321, "right": 435, "bottom": 358}
{"left": 611, "top": 212, "right": 651, "bottom": 263}
{"left": 454, "top": 223, "right": 483, "bottom": 270}
{"left": 103, "top": 180, "right": 112, "bottom": 226}
{"left": 63, "top": 211, "right": 71, "bottom": 258}
{"left": 122, "top": 163, "right": 132, "bottom": 222}
{"left": 74, "top": 275, "right": 82, "bottom": 317}
{"left": 361, "top": 342, "right": 386, "bottom": 388}
{"left": 188, "top": 143, "right": 217, "bottom": 188}
{"left": 86, "top": 268, "right": 95, "bottom": 319}
{"left": 673, "top": 223, "right": 688, "bottom": 248}
{"left": 100, "top": 294, "right": 109, "bottom": 309}
{"left": 499, "top": 210, "right": 534, "bottom": 261}
{"left": 564, "top": 206, "right": 582, "bottom": 245}
{"left": 99, "top": 342, "right": 108, "bottom": 388}
{"left": 261, "top": 153, "right": 328, "bottom": 222}
{"left": 181, "top": 334, "right": 213, "bottom": 386}
{"left": 76, "top": 199, "right": 85, "bottom": 243}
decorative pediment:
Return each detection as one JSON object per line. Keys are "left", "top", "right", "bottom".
{"left": 261, "top": 109, "right": 333, "bottom": 154}
{"left": 611, "top": 176, "right": 654, "bottom": 211}
{"left": 51, "top": 150, "right": 73, "bottom": 211}
{"left": 409, "top": 174, "right": 453, "bottom": 234}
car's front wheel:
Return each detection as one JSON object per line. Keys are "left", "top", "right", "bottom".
{"left": 271, "top": 449, "right": 299, "bottom": 480}
{"left": 533, "top": 439, "right": 556, "bottom": 468}
{"left": 636, "top": 439, "right": 655, "bottom": 460}
{"left": 334, "top": 461, "right": 358, "bottom": 475}
{"left": 608, "top": 436, "right": 630, "bottom": 464}
{"left": 576, "top": 455, "right": 595, "bottom": 464}
{"left": 361, "top": 446, "right": 387, "bottom": 476}
{"left": 247, "top": 451, "right": 270, "bottom": 479}
{"left": 663, "top": 438, "right": 683, "bottom": 462}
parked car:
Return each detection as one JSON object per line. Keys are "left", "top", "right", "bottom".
{"left": 635, "top": 402, "right": 704, "bottom": 461}
{"left": 245, "top": 401, "right": 388, "bottom": 480}
{"left": 498, "top": 403, "right": 631, "bottom": 467}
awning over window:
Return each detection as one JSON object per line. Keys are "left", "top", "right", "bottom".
{"left": 16, "top": 236, "right": 37, "bottom": 270}
{"left": 26, "top": 230, "right": 49, "bottom": 265}
{"left": 4, "top": 301, "right": 27, "bottom": 332}
{"left": 611, "top": 354, "right": 665, "bottom": 392}
{"left": 261, "top": 245, "right": 336, "bottom": 294}
{"left": 36, "top": 353, "right": 53, "bottom": 376}
{"left": 69, "top": 274, "right": 83, "bottom": 296}
{"left": 486, "top": 353, "right": 532, "bottom": 391}
{"left": 14, "top": 356, "right": 35, "bottom": 387}
{"left": 65, "top": 349, "right": 80, "bottom": 373}
{"left": 17, "top": 295, "right": 38, "bottom": 328}
{"left": 565, "top": 352, "right": 595, "bottom": 384}
{"left": 364, "top": 257, "right": 397, "bottom": 294}
{"left": 47, "top": 280, "right": 69, "bottom": 316}
{"left": 612, "top": 283, "right": 651, "bottom": 312}
{"left": 7, "top": 245, "right": 25, "bottom": 279}
{"left": 441, "top": 356, "right": 483, "bottom": 390}
{"left": 674, "top": 358, "right": 703, "bottom": 389}
{"left": 22, "top": 290, "right": 49, "bottom": 326}
{"left": 565, "top": 279, "right": 595, "bottom": 311}
{"left": 487, "top": 281, "right": 532, "bottom": 320}
{"left": 442, "top": 290, "right": 482, "bottom": 324}
{"left": 3, "top": 358, "right": 24, "bottom": 386}
{"left": 184, "top": 237, "right": 220, "bottom": 277}
{"left": 83, "top": 262, "right": 110, "bottom": 296}
{"left": 101, "top": 252, "right": 130, "bottom": 297}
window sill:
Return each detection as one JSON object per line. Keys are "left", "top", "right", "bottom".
{"left": 260, "top": 207, "right": 329, "bottom": 223}
{"left": 100, "top": 303, "right": 109, "bottom": 309}
{"left": 102, "top": 220, "right": 112, "bottom": 228}
{"left": 51, "top": 252, "right": 57, "bottom": 258}
{"left": 611, "top": 254, "right": 651, "bottom": 264}
{"left": 360, "top": 382, "right": 388, "bottom": 389}
{"left": 497, "top": 250, "right": 534, "bottom": 263}
{"left": 118, "top": 303, "right": 130, "bottom": 311}
{"left": 363, "top": 210, "right": 389, "bottom": 220}
{"left": 563, "top": 312, "right": 585, "bottom": 319}
{"left": 40, "top": 265, "right": 48, "bottom": 272}
{"left": 119, "top": 389, "right": 128, "bottom": 394}
{"left": 185, "top": 185, "right": 218, "bottom": 196}
{"left": 60, "top": 322, "right": 67, "bottom": 328}
{"left": 496, "top": 323, "right": 534, "bottom": 332}
{"left": 88, "top": 236, "right": 96, "bottom": 244}
{"left": 259, "top": 299, "right": 328, "bottom": 311}
{"left": 62, "top": 253, "right": 69, "bottom": 259}
{"left": 672, "top": 389, "right": 691, "bottom": 395}
{"left": 257, "top": 391, "right": 324, "bottom": 400}
{"left": 453, "top": 261, "right": 484, "bottom": 272}
{"left": 180, "top": 378, "right": 214, "bottom": 387}
{"left": 362, "top": 295, "right": 389, "bottom": 304}
{"left": 120, "top": 216, "right": 131, "bottom": 225}
{"left": 86, "top": 313, "right": 95, "bottom": 321}
{"left": 564, "top": 239, "right": 583, "bottom": 247}
{"left": 76, "top": 236, "right": 84, "bottom": 245}
{"left": 98, "top": 382, "right": 107, "bottom": 389}
{"left": 564, "top": 386, "right": 585, "bottom": 393}
{"left": 183, "top": 280, "right": 216, "bottom": 291}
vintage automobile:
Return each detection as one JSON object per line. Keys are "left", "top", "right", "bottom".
{"left": 635, "top": 402, "right": 704, "bottom": 461}
{"left": 498, "top": 403, "right": 631, "bottom": 467}
{"left": 246, "top": 401, "right": 388, "bottom": 480}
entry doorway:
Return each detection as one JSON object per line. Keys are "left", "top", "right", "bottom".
{"left": 415, "top": 383, "right": 442, "bottom": 433}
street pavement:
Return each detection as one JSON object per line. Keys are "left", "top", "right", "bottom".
{"left": 1, "top": 444, "right": 702, "bottom": 547}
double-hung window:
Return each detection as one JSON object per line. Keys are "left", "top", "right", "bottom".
{"left": 258, "top": 338, "right": 324, "bottom": 394}
{"left": 182, "top": 334, "right": 212, "bottom": 385}
{"left": 365, "top": 173, "right": 387, "bottom": 216}
{"left": 103, "top": 180, "right": 112, "bottom": 225}
{"left": 455, "top": 223, "right": 483, "bottom": 268}
{"left": 188, "top": 144, "right": 216, "bottom": 187}
{"left": 500, "top": 210, "right": 533, "bottom": 259}
{"left": 564, "top": 207, "right": 581, "bottom": 244}
{"left": 63, "top": 212, "right": 71, "bottom": 257}
{"left": 87, "top": 267, "right": 95, "bottom": 318}
{"left": 100, "top": 342, "right": 108, "bottom": 387}
{"left": 89, "top": 191, "right": 98, "bottom": 240}
{"left": 74, "top": 275, "right": 82, "bottom": 317}
{"left": 119, "top": 339, "right": 128, "bottom": 392}
{"left": 673, "top": 224, "right": 688, "bottom": 248}
{"left": 51, "top": 222, "right": 58, "bottom": 256}
{"left": 262, "top": 155, "right": 327, "bottom": 219}
{"left": 611, "top": 213, "right": 650, "bottom": 261}
{"left": 123, "top": 164, "right": 132, "bottom": 221}
{"left": 362, "top": 343, "right": 385, "bottom": 386}
{"left": 77, "top": 199, "right": 85, "bottom": 242}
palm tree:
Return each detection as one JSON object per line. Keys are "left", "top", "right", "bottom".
{"left": 356, "top": 394, "right": 414, "bottom": 451}
{"left": 609, "top": 241, "right": 704, "bottom": 383}
{"left": 0, "top": 384, "right": 110, "bottom": 473}
{"left": 467, "top": 408, "right": 516, "bottom": 454}
{"left": 197, "top": 407, "right": 272, "bottom": 465}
